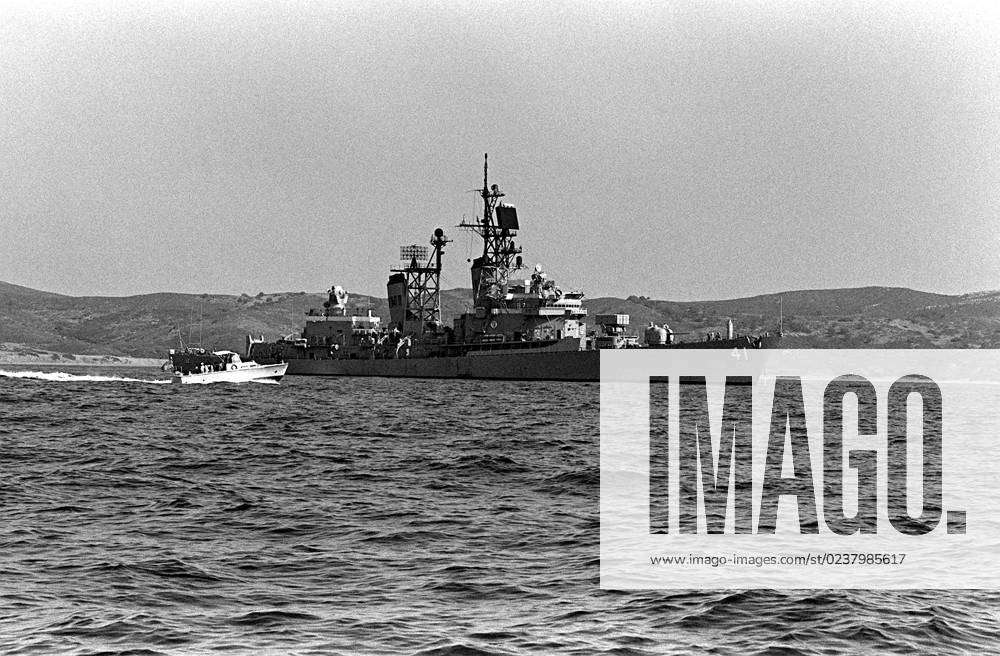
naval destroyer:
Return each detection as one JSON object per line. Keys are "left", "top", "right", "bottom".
{"left": 246, "top": 155, "right": 780, "bottom": 381}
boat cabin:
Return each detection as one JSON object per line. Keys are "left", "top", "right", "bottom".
{"left": 169, "top": 348, "right": 244, "bottom": 375}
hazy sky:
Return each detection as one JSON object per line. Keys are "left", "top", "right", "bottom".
{"left": 2, "top": 1, "right": 998, "bottom": 300}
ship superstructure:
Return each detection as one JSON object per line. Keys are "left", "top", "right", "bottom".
{"left": 245, "top": 155, "right": 780, "bottom": 380}
{"left": 452, "top": 154, "right": 588, "bottom": 349}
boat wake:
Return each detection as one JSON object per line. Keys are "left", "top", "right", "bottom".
{"left": 0, "top": 369, "right": 171, "bottom": 384}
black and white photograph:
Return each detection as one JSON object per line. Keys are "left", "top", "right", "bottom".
{"left": 2, "top": 1, "right": 999, "bottom": 654}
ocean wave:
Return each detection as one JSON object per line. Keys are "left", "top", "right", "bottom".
{"left": 424, "top": 453, "right": 529, "bottom": 474}
{"left": 0, "top": 369, "right": 170, "bottom": 384}
{"left": 535, "top": 469, "right": 599, "bottom": 494}
{"left": 412, "top": 643, "right": 514, "bottom": 656}
{"left": 226, "top": 610, "right": 323, "bottom": 626}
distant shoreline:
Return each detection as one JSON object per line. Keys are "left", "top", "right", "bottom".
{"left": 0, "top": 344, "right": 161, "bottom": 368}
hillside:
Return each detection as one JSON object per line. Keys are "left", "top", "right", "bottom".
{"left": 587, "top": 287, "right": 1000, "bottom": 348}
{"left": 1, "top": 282, "right": 999, "bottom": 359}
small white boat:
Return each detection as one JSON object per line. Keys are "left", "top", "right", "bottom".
{"left": 167, "top": 348, "right": 288, "bottom": 385}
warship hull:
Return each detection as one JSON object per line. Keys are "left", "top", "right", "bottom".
{"left": 278, "top": 333, "right": 781, "bottom": 382}
{"left": 285, "top": 349, "right": 600, "bottom": 381}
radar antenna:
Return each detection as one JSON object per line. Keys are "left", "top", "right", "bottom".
{"left": 390, "top": 227, "right": 451, "bottom": 334}
{"left": 458, "top": 153, "right": 523, "bottom": 307}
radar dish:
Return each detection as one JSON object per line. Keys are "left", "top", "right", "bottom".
{"left": 496, "top": 205, "right": 518, "bottom": 230}
{"left": 400, "top": 245, "right": 429, "bottom": 261}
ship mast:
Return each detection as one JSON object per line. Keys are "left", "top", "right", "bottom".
{"left": 390, "top": 227, "right": 451, "bottom": 335}
{"left": 459, "top": 153, "right": 522, "bottom": 307}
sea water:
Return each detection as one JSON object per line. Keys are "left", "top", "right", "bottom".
{"left": 1, "top": 366, "right": 998, "bottom": 654}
